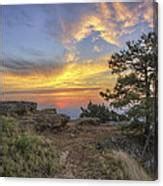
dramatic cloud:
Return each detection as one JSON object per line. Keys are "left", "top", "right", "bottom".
{"left": 1, "top": 55, "right": 115, "bottom": 95}
{"left": 61, "top": 9, "right": 119, "bottom": 46}
{"left": 1, "top": 2, "right": 155, "bottom": 109}
{"left": 57, "top": 2, "right": 154, "bottom": 46}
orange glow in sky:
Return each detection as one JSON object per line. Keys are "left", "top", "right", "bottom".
{"left": 1, "top": 2, "right": 154, "bottom": 116}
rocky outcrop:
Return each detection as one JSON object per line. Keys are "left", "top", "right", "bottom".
{"left": 39, "top": 108, "right": 57, "bottom": 114}
{"left": 0, "top": 101, "right": 37, "bottom": 116}
{"left": 0, "top": 101, "right": 70, "bottom": 131}
{"left": 74, "top": 117, "right": 100, "bottom": 126}
{"left": 32, "top": 112, "right": 70, "bottom": 132}
{"left": 18, "top": 110, "right": 70, "bottom": 132}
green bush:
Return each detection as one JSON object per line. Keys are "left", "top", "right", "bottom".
{"left": 80, "top": 101, "right": 126, "bottom": 123}
{"left": 15, "top": 134, "right": 40, "bottom": 154}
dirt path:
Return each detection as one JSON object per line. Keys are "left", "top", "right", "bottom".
{"left": 40, "top": 123, "right": 119, "bottom": 178}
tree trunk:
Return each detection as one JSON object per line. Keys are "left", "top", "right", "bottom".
{"left": 144, "top": 63, "right": 150, "bottom": 138}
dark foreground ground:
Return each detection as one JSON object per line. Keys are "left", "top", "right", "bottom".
{"left": 0, "top": 102, "right": 156, "bottom": 180}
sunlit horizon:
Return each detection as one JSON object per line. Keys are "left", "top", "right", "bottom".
{"left": 1, "top": 2, "right": 155, "bottom": 117}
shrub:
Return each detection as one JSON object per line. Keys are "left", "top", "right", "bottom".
{"left": 80, "top": 101, "right": 124, "bottom": 123}
{"left": 0, "top": 116, "right": 60, "bottom": 177}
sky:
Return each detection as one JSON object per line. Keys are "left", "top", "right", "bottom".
{"left": 0, "top": 2, "right": 155, "bottom": 117}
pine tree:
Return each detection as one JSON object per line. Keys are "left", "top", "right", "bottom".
{"left": 100, "top": 32, "right": 158, "bottom": 138}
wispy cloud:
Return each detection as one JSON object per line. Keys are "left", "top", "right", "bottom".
{"left": 63, "top": 48, "right": 79, "bottom": 63}
{"left": 1, "top": 2, "right": 154, "bottom": 106}
{"left": 2, "top": 87, "right": 100, "bottom": 95}
{"left": 51, "top": 2, "right": 154, "bottom": 47}
{"left": 1, "top": 54, "right": 114, "bottom": 94}
{"left": 0, "top": 57, "right": 64, "bottom": 76}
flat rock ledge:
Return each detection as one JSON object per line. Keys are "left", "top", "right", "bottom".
{"left": 0, "top": 101, "right": 70, "bottom": 131}
{"left": 0, "top": 101, "right": 37, "bottom": 115}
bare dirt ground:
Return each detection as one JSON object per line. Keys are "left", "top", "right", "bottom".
{"left": 40, "top": 122, "right": 151, "bottom": 180}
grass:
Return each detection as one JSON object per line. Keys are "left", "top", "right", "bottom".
{"left": 0, "top": 116, "right": 61, "bottom": 177}
{"left": 0, "top": 115, "right": 152, "bottom": 180}
{"left": 63, "top": 142, "right": 151, "bottom": 180}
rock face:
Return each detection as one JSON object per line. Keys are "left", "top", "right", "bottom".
{"left": 0, "top": 101, "right": 37, "bottom": 116}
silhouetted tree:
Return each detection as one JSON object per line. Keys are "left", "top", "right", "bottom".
{"left": 100, "top": 32, "right": 158, "bottom": 138}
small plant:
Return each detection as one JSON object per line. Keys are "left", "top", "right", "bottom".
{"left": 15, "top": 134, "right": 40, "bottom": 154}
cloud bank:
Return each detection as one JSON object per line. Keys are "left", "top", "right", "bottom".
{"left": 55, "top": 2, "right": 155, "bottom": 47}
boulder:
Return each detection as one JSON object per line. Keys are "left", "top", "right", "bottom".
{"left": 0, "top": 101, "right": 37, "bottom": 116}
{"left": 33, "top": 112, "right": 70, "bottom": 131}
